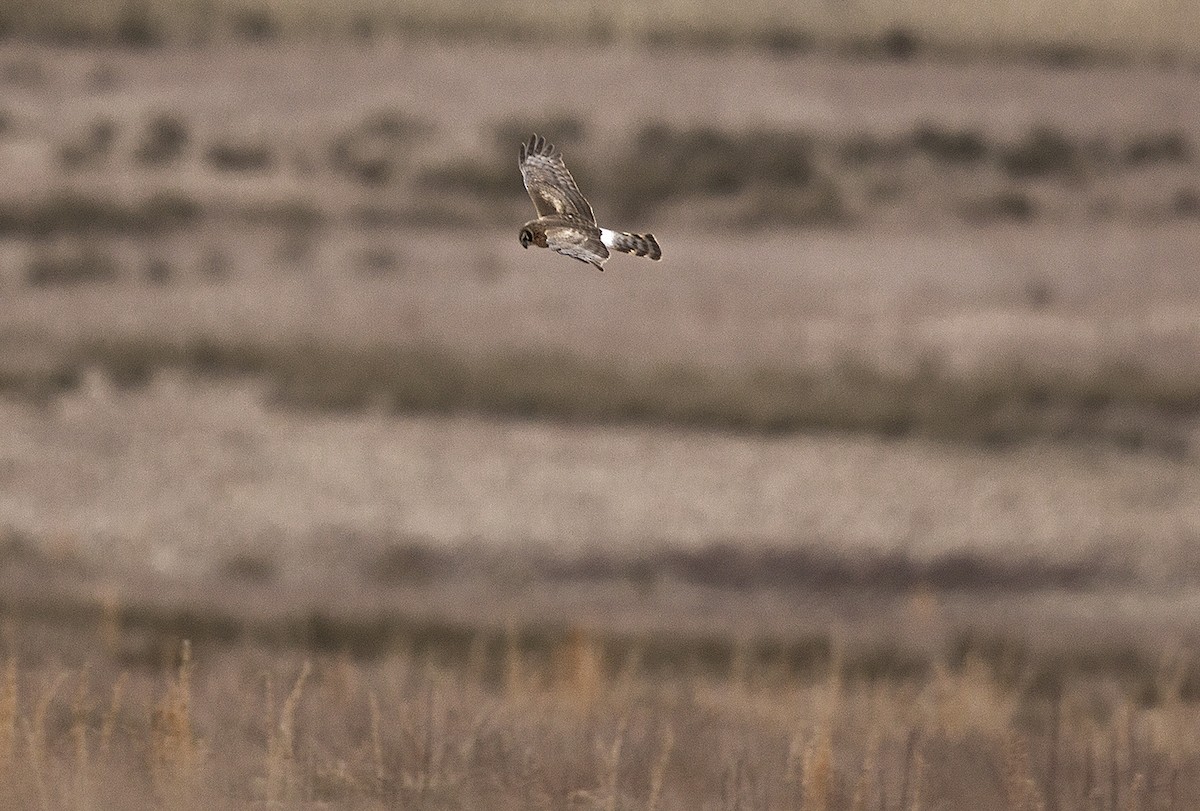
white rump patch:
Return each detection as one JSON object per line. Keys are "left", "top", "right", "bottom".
{"left": 600, "top": 228, "right": 617, "bottom": 248}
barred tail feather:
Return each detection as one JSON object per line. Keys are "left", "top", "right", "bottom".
{"left": 601, "top": 229, "right": 662, "bottom": 261}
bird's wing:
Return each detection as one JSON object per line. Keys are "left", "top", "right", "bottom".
{"left": 519, "top": 133, "right": 596, "bottom": 224}
{"left": 545, "top": 223, "right": 609, "bottom": 270}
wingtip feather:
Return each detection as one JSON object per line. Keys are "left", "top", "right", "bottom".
{"left": 521, "top": 132, "right": 557, "bottom": 162}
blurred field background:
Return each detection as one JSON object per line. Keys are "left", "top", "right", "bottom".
{"left": 0, "top": 0, "right": 1199, "bottom": 807}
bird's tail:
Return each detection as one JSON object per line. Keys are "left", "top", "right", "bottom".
{"left": 601, "top": 229, "right": 662, "bottom": 261}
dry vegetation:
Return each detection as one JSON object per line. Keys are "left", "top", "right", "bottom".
{"left": 1, "top": 381, "right": 1196, "bottom": 653}
{"left": 4, "top": 335, "right": 1198, "bottom": 453}
{"left": 1, "top": 46, "right": 1199, "bottom": 450}
{"left": 0, "top": 26, "right": 1198, "bottom": 808}
{"left": 4, "top": 0, "right": 1200, "bottom": 63}
{"left": 0, "top": 623, "right": 1196, "bottom": 810}
{"left": 8, "top": 114, "right": 1200, "bottom": 232}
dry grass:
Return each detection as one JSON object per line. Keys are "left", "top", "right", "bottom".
{"left": 4, "top": 0, "right": 1200, "bottom": 63}
{"left": 0, "top": 624, "right": 1192, "bottom": 810}
{"left": 0, "top": 332, "right": 1195, "bottom": 451}
{"left": 0, "top": 37, "right": 1195, "bottom": 808}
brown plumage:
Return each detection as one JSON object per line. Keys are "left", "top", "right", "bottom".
{"left": 518, "top": 134, "right": 661, "bottom": 270}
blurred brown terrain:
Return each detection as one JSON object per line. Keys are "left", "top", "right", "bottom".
{"left": 0, "top": 4, "right": 1199, "bottom": 807}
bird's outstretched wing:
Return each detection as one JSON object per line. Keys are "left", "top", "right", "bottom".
{"left": 544, "top": 224, "right": 609, "bottom": 270}
{"left": 519, "top": 134, "right": 596, "bottom": 224}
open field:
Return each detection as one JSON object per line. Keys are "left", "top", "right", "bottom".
{"left": 2, "top": 377, "right": 1199, "bottom": 652}
{"left": 1, "top": 377, "right": 1199, "bottom": 807}
{"left": 0, "top": 629, "right": 1198, "bottom": 810}
{"left": 0, "top": 379, "right": 1198, "bottom": 807}
{"left": 2, "top": 44, "right": 1200, "bottom": 448}
{"left": 3, "top": 43, "right": 1200, "bottom": 231}
{"left": 5, "top": 0, "right": 1200, "bottom": 64}
{"left": 0, "top": 38, "right": 1199, "bottom": 808}
{"left": 5, "top": 223, "right": 1200, "bottom": 450}
{"left": 3, "top": 632, "right": 1200, "bottom": 810}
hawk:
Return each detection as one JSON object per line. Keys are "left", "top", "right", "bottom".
{"left": 518, "top": 134, "right": 661, "bottom": 270}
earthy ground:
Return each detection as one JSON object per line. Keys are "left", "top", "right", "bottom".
{"left": 4, "top": 379, "right": 1200, "bottom": 641}
{"left": 5, "top": 44, "right": 1200, "bottom": 446}
{"left": 0, "top": 39, "right": 1198, "bottom": 808}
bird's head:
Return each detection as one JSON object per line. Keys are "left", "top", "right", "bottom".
{"left": 519, "top": 227, "right": 534, "bottom": 249}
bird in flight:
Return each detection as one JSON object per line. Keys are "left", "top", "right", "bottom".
{"left": 518, "top": 134, "right": 661, "bottom": 270}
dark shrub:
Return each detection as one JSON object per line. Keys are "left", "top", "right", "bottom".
{"left": 612, "top": 124, "right": 816, "bottom": 217}
{"left": 368, "top": 542, "right": 452, "bottom": 586}
{"left": 764, "top": 27, "right": 813, "bottom": 56}
{"left": 58, "top": 119, "right": 117, "bottom": 169}
{"left": 0, "top": 193, "right": 198, "bottom": 237}
{"left": 912, "top": 124, "right": 988, "bottom": 164}
{"left": 27, "top": 248, "right": 119, "bottom": 287}
{"left": 963, "top": 190, "right": 1037, "bottom": 222}
{"left": 205, "top": 138, "right": 273, "bottom": 172}
{"left": 1000, "top": 126, "right": 1079, "bottom": 178}
{"left": 230, "top": 8, "right": 277, "bottom": 42}
{"left": 329, "top": 111, "right": 427, "bottom": 185}
{"left": 219, "top": 552, "right": 278, "bottom": 584}
{"left": 135, "top": 113, "right": 189, "bottom": 165}
{"left": 839, "top": 132, "right": 907, "bottom": 165}
{"left": 144, "top": 257, "right": 172, "bottom": 284}
{"left": 1174, "top": 188, "right": 1200, "bottom": 217}
{"left": 1123, "top": 131, "right": 1191, "bottom": 166}
{"left": 115, "top": 3, "right": 161, "bottom": 47}
{"left": 881, "top": 26, "right": 920, "bottom": 60}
